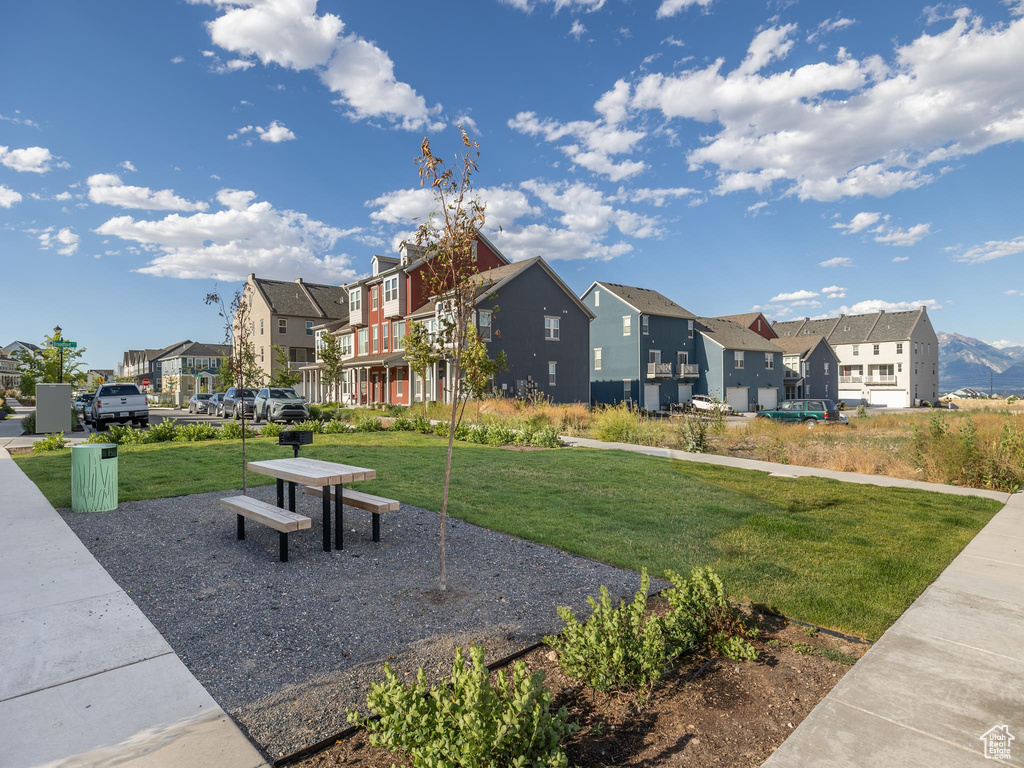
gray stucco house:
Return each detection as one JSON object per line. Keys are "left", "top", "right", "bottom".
{"left": 772, "top": 335, "right": 840, "bottom": 401}
{"left": 693, "top": 317, "right": 785, "bottom": 412}
{"left": 580, "top": 282, "right": 699, "bottom": 410}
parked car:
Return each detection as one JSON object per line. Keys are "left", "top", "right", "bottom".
{"left": 756, "top": 398, "right": 843, "bottom": 428}
{"left": 221, "top": 387, "right": 258, "bottom": 419}
{"left": 207, "top": 392, "right": 225, "bottom": 416}
{"left": 253, "top": 387, "right": 309, "bottom": 424}
{"left": 91, "top": 383, "right": 149, "bottom": 430}
{"left": 690, "top": 394, "right": 734, "bottom": 414}
{"left": 74, "top": 392, "right": 95, "bottom": 421}
{"left": 187, "top": 392, "right": 213, "bottom": 413}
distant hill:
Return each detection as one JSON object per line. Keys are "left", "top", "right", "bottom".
{"left": 938, "top": 332, "right": 1024, "bottom": 394}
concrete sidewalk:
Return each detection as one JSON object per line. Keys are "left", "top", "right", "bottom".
{"left": 560, "top": 435, "right": 1012, "bottom": 503}
{"left": 0, "top": 401, "right": 89, "bottom": 450}
{"left": 0, "top": 447, "right": 268, "bottom": 768}
{"left": 763, "top": 492, "right": 1024, "bottom": 767}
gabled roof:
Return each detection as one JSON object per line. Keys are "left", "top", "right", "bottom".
{"left": 695, "top": 317, "right": 783, "bottom": 352}
{"left": 715, "top": 312, "right": 777, "bottom": 337}
{"left": 474, "top": 257, "right": 595, "bottom": 319}
{"left": 588, "top": 282, "right": 696, "bottom": 319}
{"left": 4, "top": 340, "right": 42, "bottom": 352}
{"left": 771, "top": 334, "right": 835, "bottom": 361}
{"left": 773, "top": 308, "right": 926, "bottom": 345}
{"left": 251, "top": 276, "right": 348, "bottom": 319}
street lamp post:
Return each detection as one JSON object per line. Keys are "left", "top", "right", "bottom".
{"left": 54, "top": 325, "right": 63, "bottom": 384}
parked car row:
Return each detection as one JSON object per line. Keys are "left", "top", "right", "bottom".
{"left": 188, "top": 387, "right": 309, "bottom": 422}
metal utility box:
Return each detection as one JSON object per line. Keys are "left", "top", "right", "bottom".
{"left": 36, "top": 383, "right": 73, "bottom": 434}
{"left": 72, "top": 443, "right": 119, "bottom": 513}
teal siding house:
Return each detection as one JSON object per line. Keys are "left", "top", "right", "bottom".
{"left": 580, "top": 282, "right": 700, "bottom": 410}
{"left": 693, "top": 317, "right": 785, "bottom": 412}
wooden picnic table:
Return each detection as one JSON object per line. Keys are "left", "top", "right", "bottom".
{"left": 248, "top": 457, "right": 376, "bottom": 551}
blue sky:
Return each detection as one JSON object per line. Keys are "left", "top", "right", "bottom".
{"left": 3, "top": 0, "right": 1024, "bottom": 370}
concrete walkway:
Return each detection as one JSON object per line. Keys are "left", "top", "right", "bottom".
{"left": 0, "top": 401, "right": 89, "bottom": 450}
{"left": 0, "top": 447, "right": 268, "bottom": 768}
{"left": 561, "top": 435, "right": 1012, "bottom": 502}
{"left": 763, "top": 492, "right": 1024, "bottom": 767}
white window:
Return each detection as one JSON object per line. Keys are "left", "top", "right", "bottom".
{"left": 623, "top": 380, "right": 630, "bottom": 401}
{"left": 544, "top": 316, "right": 560, "bottom": 341}
{"left": 393, "top": 321, "right": 406, "bottom": 350}
{"left": 479, "top": 310, "right": 492, "bottom": 342}
{"left": 594, "top": 348, "right": 602, "bottom": 371}
{"left": 306, "top": 320, "right": 314, "bottom": 336}
{"left": 734, "top": 350, "right": 744, "bottom": 369}
{"left": 928, "top": 343, "right": 931, "bottom": 355}
{"left": 853, "top": 345, "right": 859, "bottom": 356}
{"left": 649, "top": 350, "right": 661, "bottom": 363}
{"left": 349, "top": 288, "right": 361, "bottom": 311}
{"left": 642, "top": 316, "right": 649, "bottom": 335}
{"left": 260, "top": 346, "right": 265, "bottom": 362}
{"left": 594, "top": 290, "right": 600, "bottom": 307}
{"left": 371, "top": 286, "right": 378, "bottom": 310}
{"left": 260, "top": 319, "right": 264, "bottom": 336}
{"left": 358, "top": 328, "right": 368, "bottom": 355}
{"left": 688, "top": 320, "right": 694, "bottom": 339}
{"left": 548, "top": 361, "right": 557, "bottom": 387}
{"left": 765, "top": 353, "right": 774, "bottom": 370}
{"left": 278, "top": 318, "right": 287, "bottom": 334}
{"left": 623, "top": 315, "right": 631, "bottom": 336}
{"left": 372, "top": 325, "right": 379, "bottom": 353}
{"left": 396, "top": 369, "right": 404, "bottom": 397}
{"left": 382, "top": 322, "right": 389, "bottom": 351}
{"left": 873, "top": 344, "right": 880, "bottom": 355}
{"left": 383, "top": 276, "right": 399, "bottom": 303}
{"left": 914, "top": 342, "right": 919, "bottom": 354}
{"left": 824, "top": 362, "right": 830, "bottom": 375}
{"left": 897, "top": 362, "right": 902, "bottom": 373}
{"left": 677, "top": 351, "right": 688, "bottom": 368}
{"left": 340, "top": 334, "right": 353, "bottom": 356}
{"left": 896, "top": 342, "right": 904, "bottom": 354}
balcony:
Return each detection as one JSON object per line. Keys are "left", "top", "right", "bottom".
{"left": 840, "top": 375, "right": 864, "bottom": 384}
{"left": 865, "top": 375, "right": 898, "bottom": 385}
{"left": 677, "top": 363, "right": 699, "bottom": 378}
{"left": 647, "top": 362, "right": 673, "bottom": 378}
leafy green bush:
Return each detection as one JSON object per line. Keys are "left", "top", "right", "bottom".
{"left": 392, "top": 416, "right": 414, "bottom": 431}
{"left": 322, "top": 419, "right": 349, "bottom": 434}
{"left": 433, "top": 420, "right": 450, "bottom": 438}
{"left": 1, "top": 400, "right": 14, "bottom": 414}
{"left": 856, "top": 404, "right": 868, "bottom": 418}
{"left": 291, "top": 419, "right": 323, "bottom": 434}
{"left": 662, "top": 567, "right": 756, "bottom": 662}
{"left": 411, "top": 414, "right": 432, "bottom": 434}
{"left": 466, "top": 424, "right": 489, "bottom": 444}
{"left": 307, "top": 404, "right": 323, "bottom": 421}
{"left": 381, "top": 403, "right": 406, "bottom": 417}
{"left": 592, "top": 404, "right": 664, "bottom": 446}
{"left": 21, "top": 411, "right": 36, "bottom": 435}
{"left": 84, "top": 431, "right": 114, "bottom": 444}
{"left": 486, "top": 424, "right": 517, "bottom": 446}
{"left": 529, "top": 425, "right": 561, "bottom": 448}
{"left": 679, "top": 414, "right": 709, "bottom": 453}
{"left": 259, "top": 422, "right": 283, "bottom": 438}
{"left": 349, "top": 645, "right": 576, "bottom": 768}
{"left": 32, "top": 431, "right": 68, "bottom": 453}
{"left": 453, "top": 423, "right": 472, "bottom": 441}
{"left": 353, "top": 414, "right": 384, "bottom": 432}
{"left": 175, "top": 422, "right": 219, "bottom": 442}
{"left": 546, "top": 570, "right": 672, "bottom": 694}
{"left": 107, "top": 424, "right": 146, "bottom": 445}
{"left": 145, "top": 419, "right": 180, "bottom": 443}
{"left": 220, "top": 421, "right": 256, "bottom": 440}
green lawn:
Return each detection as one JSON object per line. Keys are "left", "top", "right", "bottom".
{"left": 15, "top": 432, "right": 1001, "bottom": 639}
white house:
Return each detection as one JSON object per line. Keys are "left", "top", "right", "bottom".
{"left": 773, "top": 307, "right": 939, "bottom": 408}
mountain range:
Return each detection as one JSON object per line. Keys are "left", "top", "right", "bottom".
{"left": 938, "top": 332, "right": 1024, "bottom": 394}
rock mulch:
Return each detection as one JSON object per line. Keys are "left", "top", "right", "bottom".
{"left": 60, "top": 486, "right": 646, "bottom": 760}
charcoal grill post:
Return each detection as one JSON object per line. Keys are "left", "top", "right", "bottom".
{"left": 278, "top": 429, "right": 313, "bottom": 458}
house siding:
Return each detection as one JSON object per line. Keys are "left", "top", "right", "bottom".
{"left": 639, "top": 314, "right": 698, "bottom": 410}
{"left": 698, "top": 338, "right": 784, "bottom": 410}
{"left": 581, "top": 287, "right": 639, "bottom": 405}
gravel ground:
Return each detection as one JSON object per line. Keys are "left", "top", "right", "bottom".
{"left": 59, "top": 486, "right": 647, "bottom": 760}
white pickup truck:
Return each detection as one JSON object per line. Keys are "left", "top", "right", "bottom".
{"left": 90, "top": 383, "right": 149, "bottom": 431}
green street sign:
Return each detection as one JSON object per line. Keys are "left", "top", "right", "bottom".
{"left": 52, "top": 340, "right": 77, "bottom": 349}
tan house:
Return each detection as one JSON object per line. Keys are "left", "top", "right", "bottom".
{"left": 0, "top": 354, "right": 21, "bottom": 391}
{"left": 242, "top": 275, "right": 349, "bottom": 385}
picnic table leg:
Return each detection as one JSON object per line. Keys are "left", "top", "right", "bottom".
{"left": 279, "top": 532, "right": 288, "bottom": 562}
{"left": 237, "top": 514, "right": 245, "bottom": 540}
{"left": 372, "top": 513, "right": 380, "bottom": 543}
{"left": 276, "top": 479, "right": 284, "bottom": 508}
{"left": 288, "top": 481, "right": 296, "bottom": 512}
{"left": 321, "top": 484, "right": 331, "bottom": 552}
{"left": 335, "top": 483, "right": 344, "bottom": 550}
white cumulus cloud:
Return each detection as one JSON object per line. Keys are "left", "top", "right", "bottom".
{"left": 0, "top": 145, "right": 54, "bottom": 173}
{"left": 832, "top": 212, "right": 882, "bottom": 234}
{"left": 228, "top": 120, "right": 297, "bottom": 143}
{"left": 0, "top": 185, "right": 22, "bottom": 208}
{"left": 771, "top": 289, "right": 819, "bottom": 302}
{"left": 657, "top": 0, "right": 716, "bottom": 19}
{"left": 873, "top": 222, "right": 931, "bottom": 247}
{"left": 819, "top": 256, "right": 854, "bottom": 267}
{"left": 87, "top": 174, "right": 208, "bottom": 212}
{"left": 837, "top": 298, "right": 942, "bottom": 313}
{"left": 949, "top": 235, "right": 1024, "bottom": 264}
{"left": 37, "top": 227, "right": 80, "bottom": 256}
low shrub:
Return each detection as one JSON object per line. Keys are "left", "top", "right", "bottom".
{"left": 453, "top": 422, "right": 472, "bottom": 441}
{"left": 175, "top": 422, "right": 219, "bottom": 442}
{"left": 486, "top": 424, "right": 517, "bottom": 446}
{"left": 349, "top": 645, "right": 576, "bottom": 768}
{"left": 84, "top": 431, "right": 114, "bottom": 444}
{"left": 592, "top": 404, "right": 664, "bottom": 446}
{"left": 353, "top": 414, "right": 384, "bottom": 432}
{"left": 392, "top": 416, "right": 414, "bottom": 431}
{"left": 856, "top": 404, "right": 868, "bottom": 418}
{"left": 307, "top": 404, "right": 323, "bottom": 421}
{"left": 291, "top": 419, "right": 323, "bottom": 434}
{"left": 411, "top": 414, "right": 433, "bottom": 434}
{"left": 32, "top": 432, "right": 68, "bottom": 453}
{"left": 259, "top": 422, "right": 283, "bottom": 438}
{"left": 546, "top": 570, "right": 672, "bottom": 695}
{"left": 220, "top": 421, "right": 256, "bottom": 439}
{"left": 105, "top": 424, "right": 147, "bottom": 445}
{"left": 433, "top": 420, "right": 450, "bottom": 438}
{"left": 529, "top": 425, "right": 562, "bottom": 448}
{"left": 145, "top": 419, "right": 180, "bottom": 443}
{"left": 679, "top": 414, "right": 710, "bottom": 453}
{"left": 1, "top": 400, "right": 14, "bottom": 414}
{"left": 662, "top": 567, "right": 757, "bottom": 662}
{"left": 466, "top": 423, "right": 489, "bottom": 444}
{"left": 322, "top": 419, "right": 349, "bottom": 434}
{"left": 21, "top": 411, "right": 36, "bottom": 435}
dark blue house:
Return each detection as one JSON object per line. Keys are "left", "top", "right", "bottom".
{"left": 580, "top": 282, "right": 700, "bottom": 410}
{"left": 693, "top": 317, "right": 785, "bottom": 412}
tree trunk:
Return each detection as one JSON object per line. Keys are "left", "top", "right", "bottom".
{"left": 439, "top": 347, "right": 462, "bottom": 592}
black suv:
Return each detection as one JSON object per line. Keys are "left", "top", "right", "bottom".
{"left": 221, "top": 387, "right": 258, "bottom": 419}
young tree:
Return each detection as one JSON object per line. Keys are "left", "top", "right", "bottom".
{"left": 404, "top": 320, "right": 441, "bottom": 417}
{"left": 413, "top": 128, "right": 492, "bottom": 591}
{"left": 206, "top": 285, "right": 263, "bottom": 495}
{"left": 461, "top": 323, "right": 507, "bottom": 424}
{"left": 318, "top": 332, "right": 345, "bottom": 403}
{"left": 270, "top": 345, "right": 302, "bottom": 387}
{"left": 15, "top": 327, "right": 88, "bottom": 395}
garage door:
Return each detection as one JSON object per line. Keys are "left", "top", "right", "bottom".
{"left": 870, "top": 389, "right": 907, "bottom": 408}
{"left": 726, "top": 386, "right": 749, "bottom": 412}
{"left": 644, "top": 384, "right": 662, "bottom": 411}
{"left": 677, "top": 383, "right": 693, "bottom": 406}
{"left": 757, "top": 387, "right": 778, "bottom": 411}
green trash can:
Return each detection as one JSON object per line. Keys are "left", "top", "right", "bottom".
{"left": 71, "top": 443, "right": 118, "bottom": 513}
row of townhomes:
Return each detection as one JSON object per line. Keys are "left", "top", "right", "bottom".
{"left": 233, "top": 233, "right": 938, "bottom": 411}
{"left": 119, "top": 340, "right": 231, "bottom": 402}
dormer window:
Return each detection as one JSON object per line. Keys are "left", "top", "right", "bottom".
{"left": 349, "top": 288, "right": 361, "bottom": 311}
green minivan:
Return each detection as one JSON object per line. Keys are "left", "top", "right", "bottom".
{"left": 756, "top": 398, "right": 844, "bottom": 428}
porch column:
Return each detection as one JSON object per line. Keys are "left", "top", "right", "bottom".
{"left": 386, "top": 367, "right": 391, "bottom": 404}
